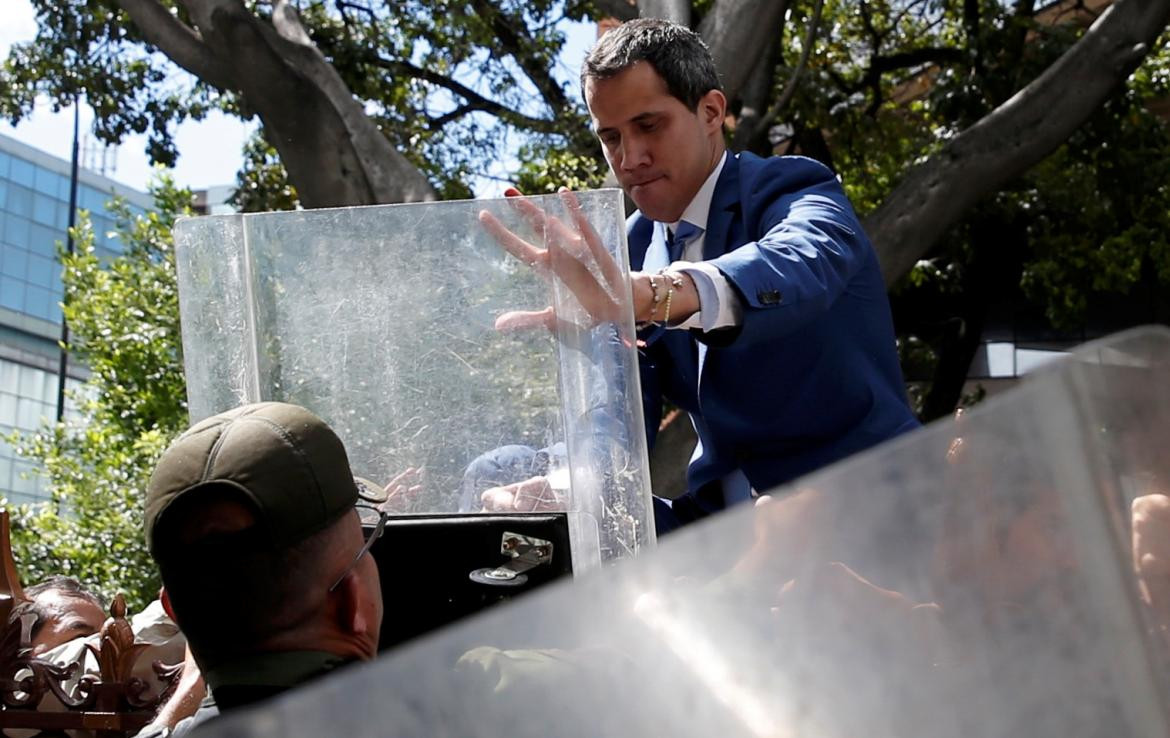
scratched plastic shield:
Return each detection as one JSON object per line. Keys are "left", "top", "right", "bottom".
{"left": 173, "top": 191, "right": 653, "bottom": 570}
{"left": 199, "top": 327, "right": 1170, "bottom": 738}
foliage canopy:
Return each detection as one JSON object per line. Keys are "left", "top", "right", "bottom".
{"left": 4, "top": 178, "right": 191, "bottom": 610}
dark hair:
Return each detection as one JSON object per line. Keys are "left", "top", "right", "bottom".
{"left": 581, "top": 18, "right": 721, "bottom": 110}
{"left": 153, "top": 484, "right": 346, "bottom": 668}
{"left": 9, "top": 576, "right": 105, "bottom": 641}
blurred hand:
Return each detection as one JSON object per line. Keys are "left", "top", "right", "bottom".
{"left": 481, "top": 475, "right": 565, "bottom": 512}
{"left": 731, "top": 488, "right": 830, "bottom": 582}
{"left": 1133, "top": 492, "right": 1170, "bottom": 638}
{"left": 377, "top": 467, "right": 425, "bottom": 514}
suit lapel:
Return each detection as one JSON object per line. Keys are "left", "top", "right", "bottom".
{"left": 639, "top": 155, "right": 743, "bottom": 392}
{"left": 702, "top": 153, "right": 742, "bottom": 262}
{"left": 694, "top": 154, "right": 743, "bottom": 388}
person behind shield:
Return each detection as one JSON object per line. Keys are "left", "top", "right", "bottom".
{"left": 139, "top": 402, "right": 385, "bottom": 735}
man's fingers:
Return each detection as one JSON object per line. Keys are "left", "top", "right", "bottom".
{"left": 504, "top": 191, "right": 552, "bottom": 238}
{"left": 505, "top": 189, "right": 585, "bottom": 261}
{"left": 386, "top": 483, "right": 424, "bottom": 501}
{"left": 489, "top": 187, "right": 624, "bottom": 324}
{"left": 502, "top": 188, "right": 618, "bottom": 289}
{"left": 558, "top": 188, "right": 623, "bottom": 289}
{"left": 386, "top": 466, "right": 419, "bottom": 487}
{"left": 510, "top": 476, "right": 559, "bottom": 512}
{"left": 495, "top": 308, "right": 556, "bottom": 333}
{"left": 478, "top": 209, "right": 545, "bottom": 267}
{"left": 481, "top": 486, "right": 515, "bottom": 512}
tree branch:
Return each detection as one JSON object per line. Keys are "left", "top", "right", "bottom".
{"left": 272, "top": 0, "right": 313, "bottom": 45}
{"left": 871, "top": 46, "right": 966, "bottom": 73}
{"left": 858, "top": 0, "right": 881, "bottom": 48}
{"left": 114, "top": 0, "right": 234, "bottom": 90}
{"left": 468, "top": 0, "right": 570, "bottom": 112}
{"left": 754, "top": 0, "right": 824, "bottom": 134}
{"left": 586, "top": 0, "right": 638, "bottom": 22}
{"left": 889, "top": 0, "right": 931, "bottom": 36}
{"left": 428, "top": 103, "right": 490, "bottom": 129}
{"left": 963, "top": 0, "right": 987, "bottom": 79}
{"left": 364, "top": 55, "right": 561, "bottom": 133}
{"left": 1005, "top": 0, "right": 1039, "bottom": 73}
{"left": 861, "top": 47, "right": 966, "bottom": 118}
{"left": 865, "top": 0, "right": 1170, "bottom": 286}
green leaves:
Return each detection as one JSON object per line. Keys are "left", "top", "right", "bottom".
{"left": 0, "top": 1, "right": 595, "bottom": 195}
{"left": 0, "top": 1, "right": 216, "bottom": 167}
{"left": 513, "top": 142, "right": 608, "bottom": 194}
{"left": 3, "top": 176, "right": 193, "bottom": 611}
{"left": 230, "top": 129, "right": 300, "bottom": 213}
{"left": 1016, "top": 59, "right": 1170, "bottom": 330}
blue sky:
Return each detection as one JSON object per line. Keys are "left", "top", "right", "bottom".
{"left": 0, "top": 0, "right": 596, "bottom": 197}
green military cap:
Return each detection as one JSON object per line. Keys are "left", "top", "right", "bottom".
{"left": 144, "top": 402, "right": 359, "bottom": 555}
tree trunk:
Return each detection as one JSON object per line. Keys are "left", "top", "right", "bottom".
{"left": 865, "top": 0, "right": 1170, "bottom": 287}
{"left": 117, "top": 0, "right": 436, "bottom": 207}
{"left": 697, "top": 0, "right": 790, "bottom": 106}
{"left": 920, "top": 288, "right": 990, "bottom": 422}
{"left": 636, "top": 0, "right": 691, "bottom": 25}
{"left": 730, "top": 51, "right": 782, "bottom": 153}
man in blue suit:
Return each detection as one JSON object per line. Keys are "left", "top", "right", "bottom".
{"left": 477, "top": 18, "right": 918, "bottom": 531}
{"left": 579, "top": 18, "right": 920, "bottom": 531}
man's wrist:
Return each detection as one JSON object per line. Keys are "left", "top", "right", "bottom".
{"left": 631, "top": 270, "right": 700, "bottom": 326}
{"left": 632, "top": 272, "right": 655, "bottom": 323}
{"left": 661, "top": 269, "right": 699, "bottom": 326}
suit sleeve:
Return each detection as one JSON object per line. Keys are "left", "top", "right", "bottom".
{"left": 706, "top": 158, "right": 874, "bottom": 349}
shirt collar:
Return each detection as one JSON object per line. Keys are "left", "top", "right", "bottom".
{"left": 669, "top": 150, "right": 728, "bottom": 233}
{"left": 205, "top": 650, "right": 350, "bottom": 692}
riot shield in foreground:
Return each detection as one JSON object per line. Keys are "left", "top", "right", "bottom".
{"left": 200, "top": 327, "right": 1170, "bottom": 738}
{"left": 173, "top": 191, "right": 653, "bottom": 574}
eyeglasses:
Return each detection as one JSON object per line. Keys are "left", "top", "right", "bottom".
{"left": 328, "top": 505, "right": 387, "bottom": 592}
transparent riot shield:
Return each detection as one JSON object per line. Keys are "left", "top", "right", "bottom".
{"left": 200, "top": 327, "right": 1170, "bottom": 738}
{"left": 173, "top": 191, "right": 653, "bottom": 577}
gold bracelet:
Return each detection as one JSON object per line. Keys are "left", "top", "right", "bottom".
{"left": 659, "top": 270, "right": 685, "bottom": 325}
{"left": 647, "top": 274, "right": 664, "bottom": 322}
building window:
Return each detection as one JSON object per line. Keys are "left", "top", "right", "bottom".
{"left": 0, "top": 358, "right": 82, "bottom": 503}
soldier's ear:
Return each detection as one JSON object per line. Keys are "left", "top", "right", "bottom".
{"left": 332, "top": 572, "right": 375, "bottom": 638}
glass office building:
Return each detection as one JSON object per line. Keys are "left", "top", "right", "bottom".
{"left": 0, "top": 132, "right": 152, "bottom": 505}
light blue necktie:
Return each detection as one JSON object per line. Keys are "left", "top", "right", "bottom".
{"left": 666, "top": 220, "right": 704, "bottom": 262}
{"left": 667, "top": 221, "right": 752, "bottom": 506}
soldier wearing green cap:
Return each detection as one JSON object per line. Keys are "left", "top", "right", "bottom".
{"left": 140, "top": 402, "right": 385, "bottom": 734}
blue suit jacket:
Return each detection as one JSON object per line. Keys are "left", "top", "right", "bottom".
{"left": 631, "top": 152, "right": 919, "bottom": 524}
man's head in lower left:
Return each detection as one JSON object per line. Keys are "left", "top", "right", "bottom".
{"left": 8, "top": 576, "right": 106, "bottom": 655}
{"left": 145, "top": 402, "right": 383, "bottom": 670}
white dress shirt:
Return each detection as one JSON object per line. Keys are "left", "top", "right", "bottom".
{"left": 666, "top": 151, "right": 743, "bottom": 332}
{"left": 661, "top": 152, "right": 755, "bottom": 504}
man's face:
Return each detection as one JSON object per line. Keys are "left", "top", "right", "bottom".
{"left": 30, "top": 591, "right": 106, "bottom": 655}
{"left": 586, "top": 61, "right": 725, "bottom": 223}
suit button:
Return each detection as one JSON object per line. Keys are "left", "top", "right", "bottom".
{"left": 757, "top": 289, "right": 782, "bottom": 305}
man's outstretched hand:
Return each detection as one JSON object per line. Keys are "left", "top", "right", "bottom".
{"left": 481, "top": 475, "right": 565, "bottom": 512}
{"left": 478, "top": 187, "right": 628, "bottom": 332}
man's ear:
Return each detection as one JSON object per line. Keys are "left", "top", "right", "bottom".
{"left": 699, "top": 88, "right": 728, "bottom": 133}
{"left": 332, "top": 572, "right": 375, "bottom": 638}
{"left": 160, "top": 587, "right": 178, "bottom": 624}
